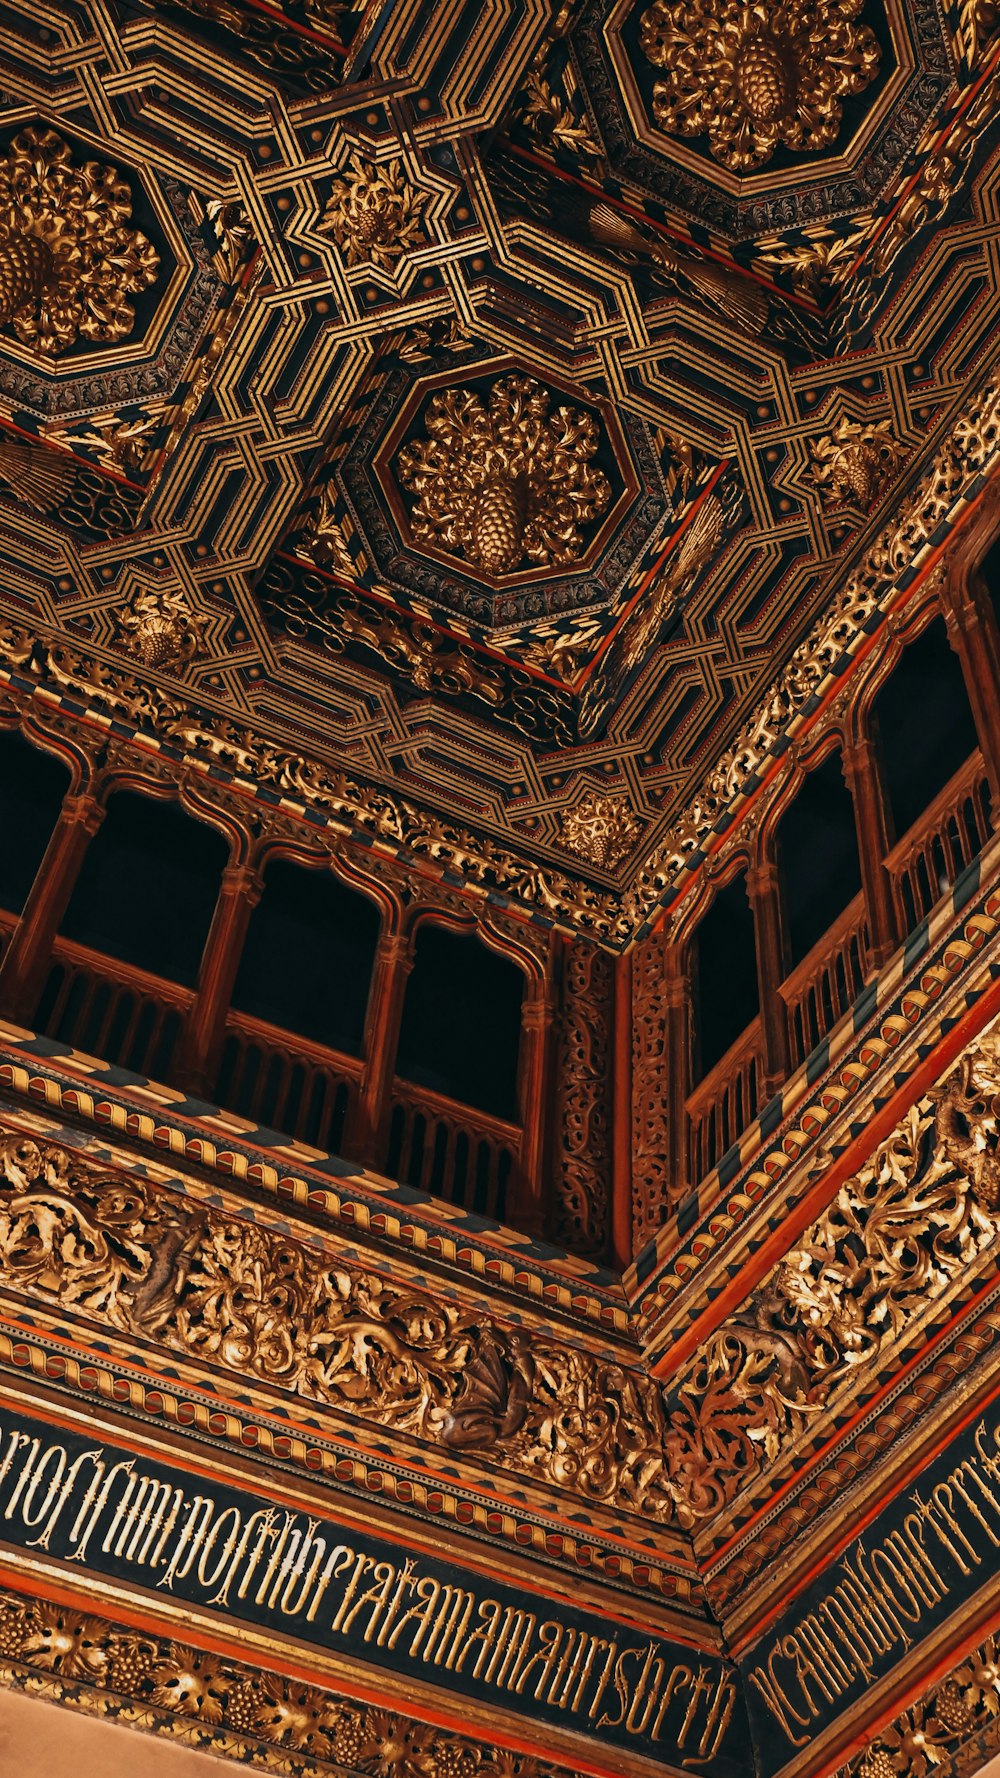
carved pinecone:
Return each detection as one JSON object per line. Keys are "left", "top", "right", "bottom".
{"left": 471, "top": 474, "right": 528, "bottom": 575}
{"left": 0, "top": 229, "right": 54, "bottom": 324}
{"left": 841, "top": 442, "right": 884, "bottom": 504}
{"left": 130, "top": 619, "right": 180, "bottom": 668}
{"left": 736, "top": 32, "right": 797, "bottom": 125}
{"left": 354, "top": 198, "right": 392, "bottom": 249}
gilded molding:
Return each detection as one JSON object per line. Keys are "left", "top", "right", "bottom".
{"left": 0, "top": 1587, "right": 572, "bottom": 1778}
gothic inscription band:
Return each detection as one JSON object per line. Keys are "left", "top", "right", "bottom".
{"left": 742, "top": 1397, "right": 1000, "bottom": 1776}
{"left": 0, "top": 1405, "right": 743, "bottom": 1774}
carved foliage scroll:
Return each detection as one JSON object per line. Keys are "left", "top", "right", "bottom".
{"left": 0, "top": 1129, "right": 679, "bottom": 1524}
{"left": 631, "top": 929, "right": 674, "bottom": 1251}
{"left": 661, "top": 1022, "right": 1000, "bottom": 1527}
{"left": 0, "top": 1588, "right": 569, "bottom": 1778}
{"left": 554, "top": 940, "right": 612, "bottom": 1255}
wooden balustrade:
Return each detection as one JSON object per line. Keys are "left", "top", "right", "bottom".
{"left": 780, "top": 891, "right": 869, "bottom": 1073}
{"left": 686, "top": 1018, "right": 765, "bottom": 1183}
{"left": 886, "top": 750, "right": 992, "bottom": 933}
{"left": 213, "top": 1011, "right": 362, "bottom": 1153}
{"left": 34, "top": 936, "right": 192, "bottom": 1079}
{"left": 386, "top": 1077, "right": 520, "bottom": 1219}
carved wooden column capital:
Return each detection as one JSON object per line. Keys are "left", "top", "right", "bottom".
{"left": 354, "top": 927, "right": 416, "bottom": 1170}
{"left": 938, "top": 566, "right": 1000, "bottom": 801}
{"left": 59, "top": 792, "right": 106, "bottom": 835}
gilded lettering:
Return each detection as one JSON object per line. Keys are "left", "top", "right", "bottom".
{"left": 211, "top": 1509, "right": 278, "bottom": 1609}
{"left": 454, "top": 1598, "right": 501, "bottom": 1678}
{"left": 649, "top": 1664, "right": 692, "bottom": 1743}
{"left": 515, "top": 1622, "right": 568, "bottom": 1705}
{"left": 19, "top": 1442, "right": 66, "bottom": 1532}
{"left": 71, "top": 1459, "right": 135, "bottom": 1563}
{"left": 25, "top": 1449, "right": 102, "bottom": 1553}
{"left": 483, "top": 1608, "right": 536, "bottom": 1690}
{"left": 196, "top": 1506, "right": 243, "bottom": 1592}
{"left": 156, "top": 1494, "right": 215, "bottom": 1589}
{"left": 779, "top": 1635, "right": 827, "bottom": 1716}
{"left": 945, "top": 1461, "right": 1000, "bottom": 1548}
{"left": 388, "top": 1574, "right": 440, "bottom": 1656}
{"left": 678, "top": 1666, "right": 715, "bottom": 1748}
{"left": 111, "top": 1474, "right": 184, "bottom": 1567}
{"left": 745, "top": 1650, "right": 810, "bottom": 1747}
{"left": 427, "top": 1588, "right": 476, "bottom": 1670}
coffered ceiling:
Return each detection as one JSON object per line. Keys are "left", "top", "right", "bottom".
{"left": 0, "top": 0, "right": 996, "bottom": 941}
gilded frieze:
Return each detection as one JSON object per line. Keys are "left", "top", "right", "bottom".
{"left": 0, "top": 1127, "right": 678, "bottom": 1523}
{"left": 661, "top": 1018, "right": 1000, "bottom": 1527}
{"left": 844, "top": 1634, "right": 1000, "bottom": 1778}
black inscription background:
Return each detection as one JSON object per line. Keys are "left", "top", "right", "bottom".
{"left": 0, "top": 1409, "right": 747, "bottom": 1776}
{"left": 741, "top": 1406, "right": 1000, "bottom": 1778}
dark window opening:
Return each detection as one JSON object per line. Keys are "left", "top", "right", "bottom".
{"left": 690, "top": 872, "right": 759, "bottom": 1084}
{"left": 60, "top": 792, "right": 227, "bottom": 988}
{"left": 981, "top": 536, "right": 1000, "bottom": 631}
{"left": 777, "top": 750, "right": 863, "bottom": 970}
{"left": 874, "top": 617, "right": 980, "bottom": 841}
{"left": 0, "top": 731, "right": 69, "bottom": 916}
{"left": 396, "top": 925, "right": 523, "bottom": 1121}
{"left": 231, "top": 858, "right": 379, "bottom": 1058}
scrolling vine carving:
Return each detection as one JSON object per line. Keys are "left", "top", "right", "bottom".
{"left": 553, "top": 941, "right": 613, "bottom": 1255}
{"left": 661, "top": 1022, "right": 1000, "bottom": 1526}
{"left": 0, "top": 1588, "right": 570, "bottom": 1778}
{"left": 0, "top": 1128, "right": 677, "bottom": 1523}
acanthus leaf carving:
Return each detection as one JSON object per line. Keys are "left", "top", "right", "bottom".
{"left": 660, "top": 1018, "right": 1000, "bottom": 1526}
{"left": 0, "top": 1126, "right": 678, "bottom": 1524}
